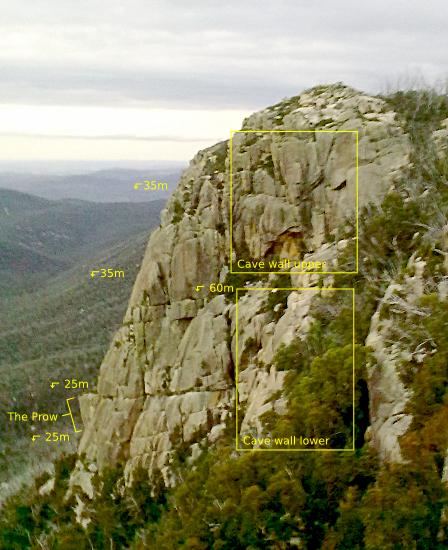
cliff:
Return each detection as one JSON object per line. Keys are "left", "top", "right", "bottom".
{"left": 69, "top": 84, "right": 422, "bottom": 498}
{"left": 3, "top": 85, "right": 448, "bottom": 548}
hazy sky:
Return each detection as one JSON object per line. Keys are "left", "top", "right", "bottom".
{"left": 1, "top": 0, "right": 446, "bottom": 162}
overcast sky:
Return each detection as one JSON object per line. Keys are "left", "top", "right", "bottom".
{"left": 1, "top": 0, "right": 446, "bottom": 163}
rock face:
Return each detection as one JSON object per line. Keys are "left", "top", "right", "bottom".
{"left": 365, "top": 256, "right": 425, "bottom": 463}
{"left": 73, "top": 85, "right": 414, "bottom": 494}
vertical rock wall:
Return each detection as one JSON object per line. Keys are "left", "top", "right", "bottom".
{"left": 72, "top": 85, "right": 413, "bottom": 495}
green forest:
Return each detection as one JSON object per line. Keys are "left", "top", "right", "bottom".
{"left": 0, "top": 194, "right": 163, "bottom": 486}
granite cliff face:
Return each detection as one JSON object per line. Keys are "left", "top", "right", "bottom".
{"left": 71, "top": 84, "right": 424, "bottom": 496}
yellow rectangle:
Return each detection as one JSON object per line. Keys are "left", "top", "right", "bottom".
{"left": 235, "top": 287, "right": 356, "bottom": 452}
{"left": 229, "top": 129, "right": 359, "bottom": 275}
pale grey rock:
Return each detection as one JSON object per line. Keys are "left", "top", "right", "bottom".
{"left": 167, "top": 299, "right": 198, "bottom": 321}
{"left": 73, "top": 495, "right": 91, "bottom": 529}
{"left": 252, "top": 168, "right": 277, "bottom": 196}
{"left": 365, "top": 255, "right": 431, "bottom": 462}
{"left": 208, "top": 423, "right": 227, "bottom": 444}
{"left": 433, "top": 118, "right": 448, "bottom": 155}
{"left": 68, "top": 461, "right": 95, "bottom": 499}
{"left": 240, "top": 367, "right": 287, "bottom": 434}
{"left": 71, "top": 85, "right": 414, "bottom": 501}
{"left": 38, "top": 477, "right": 55, "bottom": 496}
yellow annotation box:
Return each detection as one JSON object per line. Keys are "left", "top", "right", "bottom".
{"left": 235, "top": 287, "right": 356, "bottom": 452}
{"left": 229, "top": 129, "right": 359, "bottom": 275}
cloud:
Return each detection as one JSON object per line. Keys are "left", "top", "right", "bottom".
{"left": 0, "top": 104, "right": 249, "bottom": 139}
{"left": 0, "top": 0, "right": 446, "bottom": 110}
{"left": 0, "top": 102, "right": 249, "bottom": 161}
{"left": 1, "top": 1, "right": 447, "bottom": 160}
{"left": 0, "top": 134, "right": 216, "bottom": 162}
{"left": 0, "top": 132, "right": 220, "bottom": 142}
{"left": 0, "top": 63, "right": 297, "bottom": 109}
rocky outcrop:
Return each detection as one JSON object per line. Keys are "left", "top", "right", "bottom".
{"left": 433, "top": 118, "right": 448, "bottom": 154}
{"left": 72, "top": 85, "right": 413, "bottom": 495}
{"left": 365, "top": 255, "right": 428, "bottom": 462}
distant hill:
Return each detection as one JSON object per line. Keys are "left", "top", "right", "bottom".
{"left": 0, "top": 188, "right": 165, "bottom": 296}
{"left": 0, "top": 167, "right": 183, "bottom": 203}
{"left": 0, "top": 188, "right": 164, "bottom": 483}
{"left": 0, "top": 231, "right": 152, "bottom": 483}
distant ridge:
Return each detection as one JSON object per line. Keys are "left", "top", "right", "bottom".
{"left": 0, "top": 166, "right": 184, "bottom": 203}
{"left": 0, "top": 188, "right": 165, "bottom": 296}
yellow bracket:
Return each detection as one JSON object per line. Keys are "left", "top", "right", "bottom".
{"left": 61, "top": 397, "right": 82, "bottom": 433}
